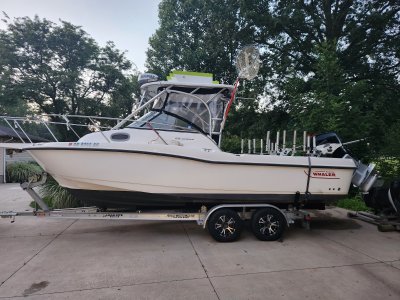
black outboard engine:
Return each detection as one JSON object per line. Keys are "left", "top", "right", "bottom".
{"left": 315, "top": 132, "right": 378, "bottom": 193}
{"left": 363, "top": 180, "right": 400, "bottom": 217}
{"left": 315, "top": 132, "right": 349, "bottom": 158}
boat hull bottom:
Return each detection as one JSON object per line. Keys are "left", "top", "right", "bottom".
{"left": 67, "top": 189, "right": 345, "bottom": 210}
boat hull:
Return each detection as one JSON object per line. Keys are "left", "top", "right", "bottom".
{"left": 21, "top": 143, "right": 356, "bottom": 209}
{"left": 68, "top": 188, "right": 340, "bottom": 209}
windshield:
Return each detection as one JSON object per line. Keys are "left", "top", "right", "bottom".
{"left": 158, "top": 90, "right": 228, "bottom": 133}
{"left": 127, "top": 111, "right": 197, "bottom": 132}
{"left": 161, "top": 93, "right": 210, "bottom": 133}
{"left": 130, "top": 87, "right": 229, "bottom": 135}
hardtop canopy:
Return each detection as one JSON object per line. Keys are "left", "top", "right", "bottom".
{"left": 133, "top": 73, "right": 235, "bottom": 141}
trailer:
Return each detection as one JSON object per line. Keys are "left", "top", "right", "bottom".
{"left": 0, "top": 174, "right": 312, "bottom": 242}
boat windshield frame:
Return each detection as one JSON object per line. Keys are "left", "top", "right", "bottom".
{"left": 123, "top": 83, "right": 233, "bottom": 145}
{"left": 127, "top": 110, "right": 200, "bottom": 133}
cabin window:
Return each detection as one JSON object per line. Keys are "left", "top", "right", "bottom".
{"left": 111, "top": 133, "right": 130, "bottom": 141}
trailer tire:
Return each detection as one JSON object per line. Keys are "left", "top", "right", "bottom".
{"left": 251, "top": 208, "right": 286, "bottom": 241}
{"left": 207, "top": 209, "right": 243, "bottom": 242}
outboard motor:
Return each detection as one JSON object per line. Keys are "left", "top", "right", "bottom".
{"left": 351, "top": 162, "right": 379, "bottom": 193}
{"left": 315, "top": 132, "right": 378, "bottom": 193}
{"left": 315, "top": 132, "right": 399, "bottom": 225}
{"left": 363, "top": 180, "right": 400, "bottom": 217}
{"left": 315, "top": 132, "right": 349, "bottom": 158}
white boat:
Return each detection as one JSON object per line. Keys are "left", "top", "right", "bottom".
{"left": 0, "top": 71, "right": 377, "bottom": 210}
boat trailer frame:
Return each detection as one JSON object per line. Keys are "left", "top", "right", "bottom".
{"left": 0, "top": 175, "right": 312, "bottom": 237}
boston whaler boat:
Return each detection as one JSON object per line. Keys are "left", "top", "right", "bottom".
{"left": 0, "top": 47, "right": 382, "bottom": 241}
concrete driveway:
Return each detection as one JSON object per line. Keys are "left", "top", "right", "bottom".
{"left": 0, "top": 183, "right": 399, "bottom": 299}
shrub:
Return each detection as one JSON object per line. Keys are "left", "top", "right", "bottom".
{"left": 336, "top": 196, "right": 371, "bottom": 212}
{"left": 39, "top": 176, "right": 81, "bottom": 209}
{"left": 221, "top": 135, "right": 243, "bottom": 153}
{"left": 373, "top": 156, "right": 400, "bottom": 182}
{"left": 6, "top": 162, "right": 43, "bottom": 183}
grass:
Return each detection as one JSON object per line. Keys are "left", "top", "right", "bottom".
{"left": 6, "top": 161, "right": 43, "bottom": 183}
{"left": 30, "top": 196, "right": 54, "bottom": 209}
{"left": 336, "top": 196, "right": 371, "bottom": 212}
{"left": 39, "top": 176, "right": 80, "bottom": 209}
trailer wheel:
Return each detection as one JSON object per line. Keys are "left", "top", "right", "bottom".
{"left": 251, "top": 208, "right": 286, "bottom": 241}
{"left": 207, "top": 209, "right": 243, "bottom": 242}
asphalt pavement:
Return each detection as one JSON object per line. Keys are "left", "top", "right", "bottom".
{"left": 0, "top": 183, "right": 399, "bottom": 299}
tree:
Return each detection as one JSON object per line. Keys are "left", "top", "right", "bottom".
{"left": 0, "top": 16, "right": 139, "bottom": 120}
{"left": 106, "top": 73, "right": 141, "bottom": 118}
{"left": 241, "top": 0, "right": 399, "bottom": 89}
{"left": 241, "top": 0, "right": 400, "bottom": 151}
{"left": 146, "top": 0, "right": 253, "bottom": 84}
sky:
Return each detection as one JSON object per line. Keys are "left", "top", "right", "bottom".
{"left": 0, "top": 0, "right": 161, "bottom": 71}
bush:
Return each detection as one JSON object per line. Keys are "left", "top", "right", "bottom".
{"left": 373, "top": 156, "right": 400, "bottom": 182}
{"left": 336, "top": 196, "right": 371, "bottom": 212}
{"left": 6, "top": 161, "right": 43, "bottom": 183}
{"left": 39, "top": 176, "right": 81, "bottom": 209}
{"left": 221, "top": 135, "right": 243, "bottom": 153}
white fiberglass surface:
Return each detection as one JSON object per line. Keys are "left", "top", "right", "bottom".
{"left": 27, "top": 148, "right": 354, "bottom": 195}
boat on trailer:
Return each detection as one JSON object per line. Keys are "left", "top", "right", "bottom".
{"left": 0, "top": 47, "right": 382, "bottom": 241}
{"left": 0, "top": 72, "right": 373, "bottom": 210}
